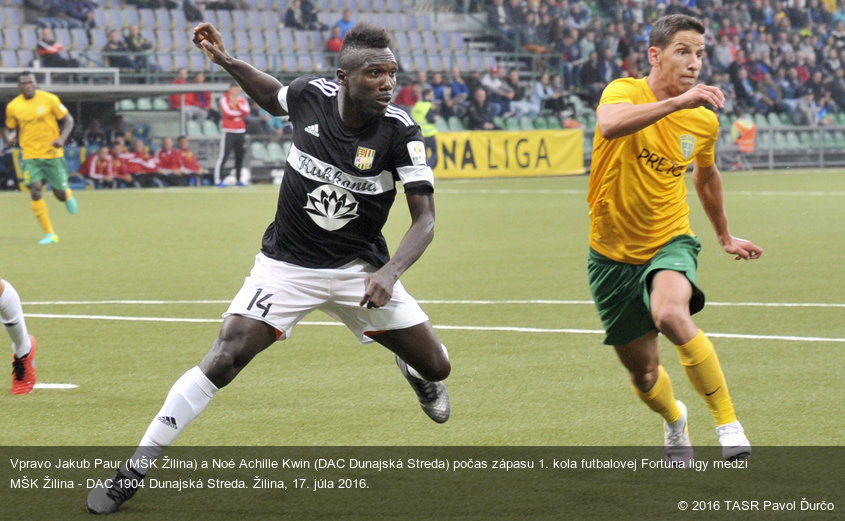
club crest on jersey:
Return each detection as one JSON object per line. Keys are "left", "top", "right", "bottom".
{"left": 679, "top": 134, "right": 696, "bottom": 159}
{"left": 304, "top": 184, "right": 359, "bottom": 231}
{"left": 408, "top": 141, "right": 427, "bottom": 166}
{"left": 353, "top": 146, "right": 375, "bottom": 171}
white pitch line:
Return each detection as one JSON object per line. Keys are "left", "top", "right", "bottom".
{"left": 24, "top": 299, "right": 845, "bottom": 308}
{"left": 33, "top": 383, "right": 78, "bottom": 389}
{"left": 22, "top": 313, "right": 845, "bottom": 344}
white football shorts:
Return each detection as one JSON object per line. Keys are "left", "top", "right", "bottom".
{"left": 223, "top": 253, "right": 429, "bottom": 344}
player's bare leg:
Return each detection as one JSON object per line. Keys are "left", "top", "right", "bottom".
{"left": 86, "top": 316, "right": 276, "bottom": 514}
{"left": 615, "top": 332, "right": 692, "bottom": 463}
{"left": 371, "top": 322, "right": 451, "bottom": 423}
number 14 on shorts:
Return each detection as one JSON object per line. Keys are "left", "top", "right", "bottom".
{"left": 246, "top": 289, "right": 273, "bottom": 317}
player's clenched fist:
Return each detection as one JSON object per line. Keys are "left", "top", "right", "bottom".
{"left": 192, "top": 23, "right": 227, "bottom": 63}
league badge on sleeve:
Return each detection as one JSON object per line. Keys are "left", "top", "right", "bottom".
{"left": 408, "top": 141, "right": 427, "bottom": 166}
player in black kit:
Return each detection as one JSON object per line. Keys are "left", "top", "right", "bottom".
{"left": 87, "top": 22, "right": 451, "bottom": 515}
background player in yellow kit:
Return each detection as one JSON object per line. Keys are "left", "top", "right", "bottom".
{"left": 4, "top": 71, "right": 77, "bottom": 244}
{"left": 586, "top": 14, "right": 763, "bottom": 461}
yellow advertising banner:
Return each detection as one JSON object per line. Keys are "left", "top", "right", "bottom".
{"left": 433, "top": 129, "right": 585, "bottom": 178}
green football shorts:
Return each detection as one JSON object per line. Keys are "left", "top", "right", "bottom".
{"left": 587, "top": 234, "right": 706, "bottom": 346}
{"left": 21, "top": 157, "right": 70, "bottom": 191}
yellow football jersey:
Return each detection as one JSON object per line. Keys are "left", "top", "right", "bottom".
{"left": 588, "top": 77, "right": 718, "bottom": 264}
{"left": 5, "top": 89, "right": 69, "bottom": 160}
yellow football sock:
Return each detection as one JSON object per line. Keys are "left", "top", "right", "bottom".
{"left": 675, "top": 330, "right": 737, "bottom": 426}
{"left": 31, "top": 199, "right": 55, "bottom": 235}
{"left": 632, "top": 365, "right": 681, "bottom": 424}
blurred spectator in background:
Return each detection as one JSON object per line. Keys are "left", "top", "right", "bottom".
{"left": 395, "top": 80, "right": 422, "bottom": 112}
{"left": 481, "top": 65, "right": 513, "bottom": 116}
{"left": 127, "top": 138, "right": 164, "bottom": 188}
{"left": 488, "top": 0, "right": 514, "bottom": 50}
{"left": 177, "top": 136, "right": 210, "bottom": 186}
{"left": 326, "top": 25, "right": 343, "bottom": 56}
{"left": 188, "top": 72, "right": 218, "bottom": 122}
{"left": 110, "top": 142, "right": 137, "bottom": 188}
{"left": 410, "top": 88, "right": 439, "bottom": 169}
{"left": 335, "top": 9, "right": 355, "bottom": 37}
{"left": 467, "top": 87, "right": 501, "bottom": 130}
{"left": 245, "top": 101, "right": 273, "bottom": 135}
{"left": 62, "top": 0, "right": 97, "bottom": 29}
{"left": 108, "top": 116, "right": 131, "bottom": 146}
{"left": 170, "top": 68, "right": 190, "bottom": 109}
{"left": 156, "top": 136, "right": 186, "bottom": 186}
{"left": 125, "top": 25, "right": 156, "bottom": 72}
{"left": 214, "top": 83, "right": 250, "bottom": 187}
{"left": 80, "top": 146, "right": 117, "bottom": 189}
{"left": 81, "top": 118, "right": 108, "bottom": 148}
{"left": 103, "top": 29, "right": 138, "bottom": 70}
{"left": 283, "top": 0, "right": 309, "bottom": 30}
{"left": 530, "top": 71, "right": 563, "bottom": 115}
{"left": 447, "top": 66, "right": 470, "bottom": 118}
{"left": 505, "top": 68, "right": 539, "bottom": 119}
{"left": 36, "top": 27, "right": 79, "bottom": 67}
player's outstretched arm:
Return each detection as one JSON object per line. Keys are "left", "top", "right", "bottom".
{"left": 192, "top": 23, "right": 286, "bottom": 116}
{"left": 598, "top": 84, "right": 725, "bottom": 140}
{"left": 360, "top": 192, "right": 435, "bottom": 309}
{"left": 693, "top": 162, "right": 763, "bottom": 260}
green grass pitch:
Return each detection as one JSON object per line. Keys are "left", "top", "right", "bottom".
{"left": 0, "top": 170, "right": 842, "bottom": 447}
{"left": 1, "top": 170, "right": 843, "bottom": 520}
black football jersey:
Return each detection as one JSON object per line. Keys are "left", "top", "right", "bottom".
{"left": 260, "top": 76, "right": 434, "bottom": 269}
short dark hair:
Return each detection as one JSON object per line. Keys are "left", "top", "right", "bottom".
{"left": 649, "top": 14, "right": 705, "bottom": 48}
{"left": 19, "top": 71, "right": 34, "bottom": 79}
{"left": 338, "top": 22, "right": 391, "bottom": 70}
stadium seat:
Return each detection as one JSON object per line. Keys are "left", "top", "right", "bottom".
{"left": 202, "top": 120, "right": 221, "bottom": 137}
{"left": 435, "top": 118, "right": 450, "bottom": 132}
{"left": 155, "top": 52, "right": 174, "bottom": 72}
{"left": 70, "top": 28, "right": 88, "bottom": 50}
{"left": 2, "top": 7, "right": 23, "bottom": 29}
{"left": 118, "top": 98, "right": 136, "bottom": 111}
{"left": 185, "top": 120, "right": 203, "bottom": 137}
{"left": 64, "top": 145, "right": 82, "bottom": 174}
{"left": 20, "top": 27, "right": 38, "bottom": 50}
{"left": 234, "top": 29, "right": 251, "bottom": 52}
{"left": 266, "top": 141, "right": 286, "bottom": 162}
{"left": 545, "top": 115, "right": 562, "bottom": 129}
{"left": 0, "top": 49, "right": 17, "bottom": 67}
{"left": 2, "top": 28, "right": 21, "bottom": 50}
{"left": 17, "top": 49, "right": 34, "bottom": 67}
{"left": 447, "top": 116, "right": 466, "bottom": 131}
{"left": 89, "top": 29, "right": 108, "bottom": 50}
{"left": 250, "top": 52, "right": 269, "bottom": 71}
{"left": 132, "top": 124, "right": 150, "bottom": 143}
{"left": 250, "top": 141, "right": 270, "bottom": 164}
{"left": 418, "top": 13, "right": 433, "bottom": 31}
{"left": 405, "top": 13, "right": 419, "bottom": 31}
{"left": 505, "top": 118, "right": 520, "bottom": 130}
{"left": 136, "top": 97, "right": 153, "bottom": 110}
{"left": 152, "top": 96, "right": 171, "bottom": 110}
{"left": 171, "top": 8, "right": 187, "bottom": 30}
{"left": 532, "top": 117, "right": 548, "bottom": 129}
{"left": 124, "top": 8, "right": 140, "bottom": 28}
{"left": 754, "top": 113, "right": 769, "bottom": 129}
{"left": 188, "top": 52, "right": 206, "bottom": 71}
{"left": 154, "top": 8, "right": 172, "bottom": 30}
{"left": 784, "top": 131, "right": 800, "bottom": 150}
{"left": 138, "top": 8, "right": 156, "bottom": 29}
{"left": 171, "top": 28, "right": 190, "bottom": 51}
{"left": 518, "top": 116, "right": 534, "bottom": 131}
{"left": 155, "top": 28, "right": 174, "bottom": 52}
{"left": 767, "top": 112, "right": 781, "bottom": 127}
{"left": 247, "top": 10, "right": 265, "bottom": 31}
{"left": 298, "top": 53, "right": 314, "bottom": 72}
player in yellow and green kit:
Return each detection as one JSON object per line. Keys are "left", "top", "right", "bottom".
{"left": 4, "top": 71, "right": 77, "bottom": 244}
{"left": 587, "top": 15, "right": 763, "bottom": 462}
